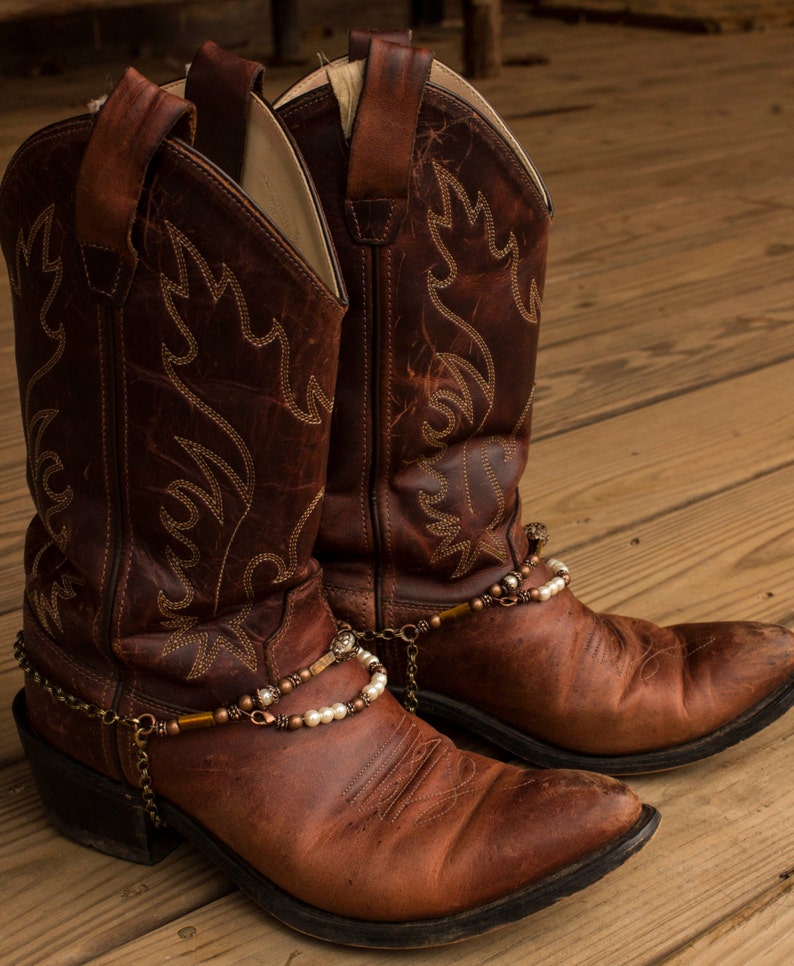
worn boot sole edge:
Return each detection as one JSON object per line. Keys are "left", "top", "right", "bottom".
{"left": 14, "top": 688, "right": 659, "bottom": 948}
{"left": 394, "top": 674, "right": 794, "bottom": 775}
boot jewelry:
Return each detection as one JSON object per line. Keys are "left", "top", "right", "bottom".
{"left": 353, "top": 524, "right": 569, "bottom": 712}
{"left": 14, "top": 627, "right": 386, "bottom": 824}
{"left": 151, "top": 628, "right": 388, "bottom": 735}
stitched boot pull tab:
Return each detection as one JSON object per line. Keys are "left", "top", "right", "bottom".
{"left": 344, "top": 38, "right": 433, "bottom": 245}
{"left": 348, "top": 28, "right": 412, "bottom": 62}
{"left": 185, "top": 40, "right": 265, "bottom": 183}
{"left": 75, "top": 67, "right": 196, "bottom": 305}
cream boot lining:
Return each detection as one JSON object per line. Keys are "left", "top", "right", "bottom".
{"left": 274, "top": 57, "right": 552, "bottom": 213}
{"left": 165, "top": 79, "right": 340, "bottom": 296}
{"left": 326, "top": 59, "right": 365, "bottom": 139}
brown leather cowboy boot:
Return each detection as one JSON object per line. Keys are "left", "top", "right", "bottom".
{"left": 275, "top": 33, "right": 794, "bottom": 775}
{"left": 0, "top": 53, "right": 658, "bottom": 947}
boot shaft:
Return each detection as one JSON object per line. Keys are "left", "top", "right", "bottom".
{"left": 1, "top": 66, "right": 346, "bottom": 709}
{"left": 277, "top": 37, "right": 552, "bottom": 625}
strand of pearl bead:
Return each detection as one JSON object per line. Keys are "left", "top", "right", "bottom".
{"left": 525, "top": 558, "right": 570, "bottom": 602}
{"left": 281, "top": 648, "right": 388, "bottom": 730}
{"left": 156, "top": 630, "right": 386, "bottom": 737}
{"left": 423, "top": 553, "right": 571, "bottom": 634}
{"left": 251, "top": 626, "right": 361, "bottom": 713}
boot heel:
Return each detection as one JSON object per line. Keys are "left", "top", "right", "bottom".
{"left": 12, "top": 690, "right": 182, "bottom": 865}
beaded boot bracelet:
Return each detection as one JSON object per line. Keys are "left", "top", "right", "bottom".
{"left": 143, "top": 627, "right": 388, "bottom": 737}
{"left": 14, "top": 626, "right": 387, "bottom": 738}
{"left": 13, "top": 627, "right": 386, "bottom": 826}
{"left": 354, "top": 523, "right": 570, "bottom": 713}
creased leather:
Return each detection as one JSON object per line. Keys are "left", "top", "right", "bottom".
{"left": 278, "top": 40, "right": 794, "bottom": 763}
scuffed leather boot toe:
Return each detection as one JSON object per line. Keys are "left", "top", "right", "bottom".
{"left": 394, "top": 557, "right": 794, "bottom": 773}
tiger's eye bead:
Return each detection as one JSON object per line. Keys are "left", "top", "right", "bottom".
{"left": 279, "top": 678, "right": 293, "bottom": 694}
{"left": 213, "top": 707, "right": 230, "bottom": 725}
{"left": 166, "top": 719, "right": 181, "bottom": 736}
{"left": 287, "top": 714, "right": 304, "bottom": 730}
{"left": 299, "top": 668, "right": 313, "bottom": 684}
{"left": 237, "top": 694, "right": 255, "bottom": 712}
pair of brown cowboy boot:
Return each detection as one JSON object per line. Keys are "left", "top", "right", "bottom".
{"left": 1, "top": 36, "right": 791, "bottom": 948}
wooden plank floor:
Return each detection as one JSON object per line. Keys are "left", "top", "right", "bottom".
{"left": 1, "top": 15, "right": 793, "bottom": 965}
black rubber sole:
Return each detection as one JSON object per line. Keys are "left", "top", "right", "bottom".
{"left": 392, "top": 674, "right": 794, "bottom": 776}
{"left": 14, "top": 688, "right": 660, "bottom": 948}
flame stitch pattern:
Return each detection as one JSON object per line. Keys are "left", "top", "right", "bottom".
{"left": 418, "top": 163, "right": 542, "bottom": 578}
{"left": 243, "top": 317, "right": 333, "bottom": 425}
{"left": 13, "top": 206, "right": 72, "bottom": 547}
{"left": 156, "top": 224, "right": 325, "bottom": 678}
{"left": 12, "top": 206, "right": 84, "bottom": 631}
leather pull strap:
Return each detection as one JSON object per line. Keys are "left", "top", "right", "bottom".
{"left": 75, "top": 67, "right": 196, "bottom": 304}
{"left": 185, "top": 40, "right": 265, "bottom": 183}
{"left": 348, "top": 28, "right": 412, "bottom": 62}
{"left": 345, "top": 38, "right": 433, "bottom": 246}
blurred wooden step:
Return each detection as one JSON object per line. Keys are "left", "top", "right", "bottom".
{"left": 533, "top": 1, "right": 794, "bottom": 32}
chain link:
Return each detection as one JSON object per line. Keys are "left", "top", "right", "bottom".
{"left": 132, "top": 720, "right": 161, "bottom": 827}
{"left": 352, "top": 525, "right": 559, "bottom": 715}
{"left": 350, "top": 623, "right": 423, "bottom": 713}
{"left": 404, "top": 639, "right": 419, "bottom": 714}
{"left": 14, "top": 632, "right": 163, "bottom": 827}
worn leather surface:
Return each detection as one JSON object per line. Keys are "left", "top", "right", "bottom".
{"left": 76, "top": 67, "right": 196, "bottom": 304}
{"left": 1, "top": 64, "right": 646, "bottom": 924}
{"left": 185, "top": 40, "right": 264, "bottom": 184}
{"left": 345, "top": 40, "right": 432, "bottom": 245}
{"left": 280, "top": 56, "right": 547, "bottom": 619}
{"left": 348, "top": 28, "right": 412, "bottom": 62}
{"left": 278, "top": 39, "right": 794, "bottom": 760}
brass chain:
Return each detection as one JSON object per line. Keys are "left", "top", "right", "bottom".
{"left": 132, "top": 719, "right": 161, "bottom": 827}
{"left": 351, "top": 525, "right": 557, "bottom": 715}
{"left": 404, "top": 638, "right": 419, "bottom": 714}
{"left": 13, "top": 632, "right": 163, "bottom": 827}
{"left": 353, "top": 623, "right": 423, "bottom": 714}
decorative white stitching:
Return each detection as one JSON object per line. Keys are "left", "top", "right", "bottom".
{"left": 155, "top": 222, "right": 328, "bottom": 679}
{"left": 416, "top": 163, "right": 542, "bottom": 577}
